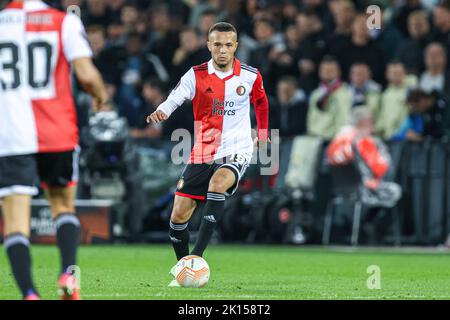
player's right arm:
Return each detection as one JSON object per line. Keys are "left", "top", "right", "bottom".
{"left": 146, "top": 68, "right": 196, "bottom": 124}
{"left": 72, "top": 57, "right": 110, "bottom": 111}
{"left": 62, "top": 13, "right": 110, "bottom": 111}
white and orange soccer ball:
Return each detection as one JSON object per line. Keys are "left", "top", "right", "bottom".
{"left": 174, "top": 255, "right": 210, "bottom": 288}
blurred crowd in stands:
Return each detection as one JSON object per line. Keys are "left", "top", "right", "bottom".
{"left": 51, "top": 0, "right": 450, "bottom": 143}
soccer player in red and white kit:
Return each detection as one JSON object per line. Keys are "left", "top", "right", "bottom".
{"left": 147, "top": 22, "right": 269, "bottom": 285}
{"left": 0, "top": 0, "right": 110, "bottom": 299}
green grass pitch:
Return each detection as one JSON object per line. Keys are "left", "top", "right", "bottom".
{"left": 1, "top": 245, "right": 450, "bottom": 300}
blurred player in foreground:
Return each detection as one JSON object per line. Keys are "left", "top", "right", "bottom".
{"left": 0, "top": 0, "right": 110, "bottom": 299}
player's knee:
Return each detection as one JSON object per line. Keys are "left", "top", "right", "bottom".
{"left": 171, "top": 206, "right": 191, "bottom": 224}
{"left": 208, "top": 177, "right": 229, "bottom": 193}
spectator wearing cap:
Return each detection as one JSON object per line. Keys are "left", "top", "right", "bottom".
{"left": 307, "top": 56, "right": 352, "bottom": 139}
{"left": 419, "top": 42, "right": 450, "bottom": 96}
{"left": 395, "top": 10, "right": 432, "bottom": 75}
{"left": 376, "top": 61, "right": 418, "bottom": 140}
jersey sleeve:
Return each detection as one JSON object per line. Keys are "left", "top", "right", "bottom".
{"left": 157, "top": 68, "right": 196, "bottom": 117}
{"left": 355, "top": 137, "right": 389, "bottom": 179}
{"left": 61, "top": 13, "right": 93, "bottom": 62}
{"left": 251, "top": 71, "right": 269, "bottom": 141}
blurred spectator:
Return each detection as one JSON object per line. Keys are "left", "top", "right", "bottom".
{"left": 197, "top": 9, "right": 219, "bottom": 43}
{"left": 327, "top": 106, "right": 401, "bottom": 207}
{"left": 431, "top": 0, "right": 450, "bottom": 64}
{"left": 120, "top": 4, "right": 139, "bottom": 33}
{"left": 300, "top": 0, "right": 330, "bottom": 23}
{"left": 392, "top": 0, "right": 424, "bottom": 37}
{"left": 280, "top": 1, "right": 299, "bottom": 29}
{"left": 249, "top": 17, "right": 284, "bottom": 94}
{"left": 307, "top": 56, "right": 352, "bottom": 139}
{"left": 371, "top": 5, "right": 404, "bottom": 63}
{"left": 332, "top": 14, "right": 386, "bottom": 84}
{"left": 326, "top": 0, "right": 355, "bottom": 53}
{"left": 188, "top": 0, "right": 225, "bottom": 30}
{"left": 117, "top": 32, "right": 146, "bottom": 127}
{"left": 171, "top": 27, "right": 210, "bottom": 86}
{"left": 419, "top": 42, "right": 450, "bottom": 95}
{"left": 129, "top": 78, "right": 164, "bottom": 138}
{"left": 265, "top": 24, "right": 301, "bottom": 92}
{"left": 145, "top": 5, "right": 180, "bottom": 76}
{"left": 85, "top": 0, "right": 111, "bottom": 28}
{"left": 395, "top": 10, "right": 432, "bottom": 75}
{"left": 391, "top": 89, "right": 449, "bottom": 141}
{"left": 376, "top": 61, "right": 418, "bottom": 140}
{"left": 106, "top": 17, "right": 127, "bottom": 47}
{"left": 87, "top": 25, "right": 124, "bottom": 86}
{"left": 107, "top": 0, "right": 127, "bottom": 21}
{"left": 295, "top": 9, "right": 328, "bottom": 94}
{"left": 349, "top": 63, "right": 382, "bottom": 118}
{"left": 270, "top": 76, "right": 308, "bottom": 138}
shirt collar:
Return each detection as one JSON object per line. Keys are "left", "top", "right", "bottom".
{"left": 207, "top": 58, "right": 241, "bottom": 76}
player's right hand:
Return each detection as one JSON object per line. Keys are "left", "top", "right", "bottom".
{"left": 146, "top": 110, "right": 168, "bottom": 124}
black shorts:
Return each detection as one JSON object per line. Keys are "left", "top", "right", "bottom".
{"left": 0, "top": 147, "right": 80, "bottom": 197}
{"left": 35, "top": 147, "right": 80, "bottom": 189}
{"left": 0, "top": 154, "right": 39, "bottom": 197}
{"left": 175, "top": 154, "right": 250, "bottom": 201}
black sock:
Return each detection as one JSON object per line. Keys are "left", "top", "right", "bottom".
{"left": 191, "top": 192, "right": 225, "bottom": 257}
{"left": 4, "top": 233, "right": 38, "bottom": 298}
{"left": 169, "top": 220, "right": 190, "bottom": 261}
{"left": 55, "top": 213, "right": 80, "bottom": 274}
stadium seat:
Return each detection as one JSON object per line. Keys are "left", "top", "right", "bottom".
{"left": 322, "top": 162, "right": 363, "bottom": 246}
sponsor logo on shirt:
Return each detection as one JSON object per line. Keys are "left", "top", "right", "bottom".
{"left": 212, "top": 98, "right": 236, "bottom": 116}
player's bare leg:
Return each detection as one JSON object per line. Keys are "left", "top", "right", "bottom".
{"left": 45, "top": 186, "right": 80, "bottom": 300}
{"left": 191, "top": 168, "right": 235, "bottom": 257}
{"left": 2, "top": 194, "right": 40, "bottom": 300}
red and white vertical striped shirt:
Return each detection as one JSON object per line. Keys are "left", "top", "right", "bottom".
{"left": 0, "top": 1, "right": 92, "bottom": 157}
{"left": 158, "top": 58, "right": 269, "bottom": 164}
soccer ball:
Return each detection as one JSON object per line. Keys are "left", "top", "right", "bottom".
{"left": 175, "top": 255, "right": 210, "bottom": 288}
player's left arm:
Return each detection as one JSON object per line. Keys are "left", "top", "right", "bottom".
{"left": 251, "top": 71, "right": 270, "bottom": 146}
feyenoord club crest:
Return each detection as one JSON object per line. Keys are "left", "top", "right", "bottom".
{"left": 177, "top": 178, "right": 184, "bottom": 190}
{"left": 236, "top": 85, "right": 246, "bottom": 96}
